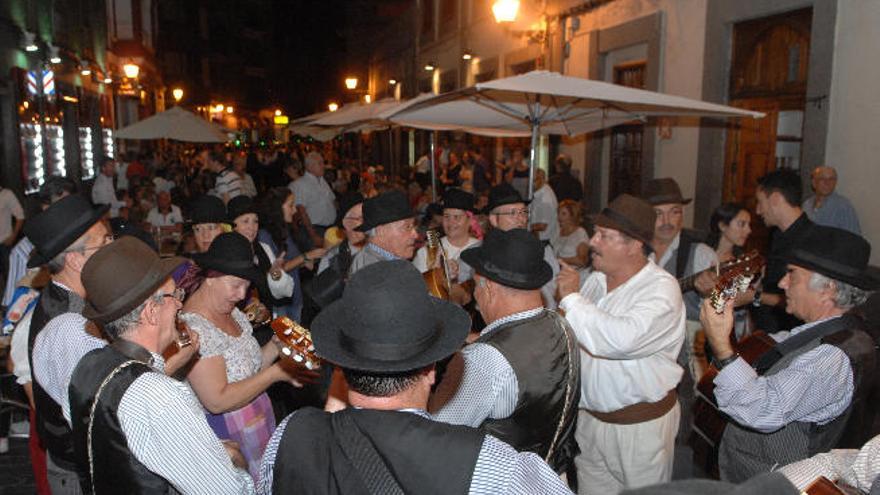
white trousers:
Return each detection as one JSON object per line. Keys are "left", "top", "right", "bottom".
{"left": 574, "top": 403, "right": 680, "bottom": 495}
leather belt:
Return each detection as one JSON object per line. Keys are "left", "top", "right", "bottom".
{"left": 586, "top": 389, "right": 677, "bottom": 425}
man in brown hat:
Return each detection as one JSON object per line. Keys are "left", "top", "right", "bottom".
{"left": 67, "top": 237, "right": 253, "bottom": 493}
{"left": 557, "top": 193, "right": 685, "bottom": 493}
{"left": 348, "top": 190, "right": 418, "bottom": 275}
{"left": 701, "top": 225, "right": 877, "bottom": 482}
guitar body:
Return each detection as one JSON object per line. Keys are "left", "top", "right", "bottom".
{"left": 692, "top": 331, "right": 777, "bottom": 478}
{"left": 423, "top": 230, "right": 451, "bottom": 300}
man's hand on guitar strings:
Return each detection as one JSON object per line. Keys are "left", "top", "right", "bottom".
{"left": 700, "top": 298, "right": 736, "bottom": 360}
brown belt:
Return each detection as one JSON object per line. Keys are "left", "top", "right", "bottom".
{"left": 586, "top": 389, "right": 678, "bottom": 425}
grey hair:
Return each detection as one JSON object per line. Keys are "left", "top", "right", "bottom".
{"left": 366, "top": 227, "right": 378, "bottom": 238}
{"left": 103, "top": 294, "right": 163, "bottom": 340}
{"left": 46, "top": 236, "right": 87, "bottom": 274}
{"left": 808, "top": 272, "right": 870, "bottom": 309}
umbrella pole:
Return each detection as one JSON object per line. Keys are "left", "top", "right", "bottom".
{"left": 528, "top": 101, "right": 541, "bottom": 204}
{"left": 429, "top": 131, "right": 437, "bottom": 202}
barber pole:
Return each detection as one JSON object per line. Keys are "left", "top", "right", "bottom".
{"left": 27, "top": 71, "right": 39, "bottom": 96}
{"left": 42, "top": 70, "right": 55, "bottom": 96}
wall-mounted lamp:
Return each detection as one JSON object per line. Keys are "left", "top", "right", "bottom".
{"left": 492, "top": 0, "right": 520, "bottom": 22}
{"left": 328, "top": 102, "right": 339, "bottom": 112}
{"left": 424, "top": 62, "right": 436, "bottom": 71}
{"left": 80, "top": 63, "right": 92, "bottom": 76}
{"left": 123, "top": 62, "right": 140, "bottom": 79}
{"left": 344, "top": 77, "right": 358, "bottom": 90}
{"left": 23, "top": 31, "right": 38, "bottom": 52}
{"left": 462, "top": 50, "right": 474, "bottom": 60}
{"left": 364, "top": 94, "right": 372, "bottom": 104}
{"left": 389, "top": 78, "right": 398, "bottom": 85}
{"left": 172, "top": 87, "right": 184, "bottom": 102}
{"left": 103, "top": 74, "right": 113, "bottom": 84}
{"left": 274, "top": 109, "right": 282, "bottom": 117}
{"left": 48, "top": 45, "right": 61, "bottom": 64}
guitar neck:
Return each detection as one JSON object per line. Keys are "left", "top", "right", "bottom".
{"left": 678, "top": 267, "right": 708, "bottom": 293}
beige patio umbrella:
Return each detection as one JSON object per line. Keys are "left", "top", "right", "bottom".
{"left": 114, "top": 106, "right": 229, "bottom": 142}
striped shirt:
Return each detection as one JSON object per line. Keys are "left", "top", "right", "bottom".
{"left": 433, "top": 308, "right": 545, "bottom": 426}
{"left": 714, "top": 316, "right": 855, "bottom": 433}
{"left": 257, "top": 409, "right": 572, "bottom": 494}
{"left": 780, "top": 433, "right": 880, "bottom": 491}
{"left": 214, "top": 168, "right": 243, "bottom": 203}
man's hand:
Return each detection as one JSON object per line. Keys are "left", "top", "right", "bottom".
{"left": 448, "top": 283, "right": 471, "bottom": 306}
{"left": 557, "top": 260, "right": 580, "bottom": 301}
{"left": 694, "top": 270, "right": 718, "bottom": 297}
{"left": 164, "top": 329, "right": 200, "bottom": 376}
{"left": 221, "top": 440, "right": 247, "bottom": 470}
{"left": 699, "top": 298, "right": 736, "bottom": 360}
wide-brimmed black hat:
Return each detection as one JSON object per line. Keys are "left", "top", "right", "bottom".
{"left": 24, "top": 194, "right": 108, "bottom": 268}
{"left": 590, "top": 194, "right": 655, "bottom": 246}
{"left": 643, "top": 178, "right": 692, "bottom": 205}
{"left": 461, "top": 229, "right": 552, "bottom": 290}
{"left": 335, "top": 191, "right": 365, "bottom": 226}
{"left": 82, "top": 237, "right": 186, "bottom": 324}
{"left": 226, "top": 195, "right": 258, "bottom": 224}
{"left": 192, "top": 232, "right": 263, "bottom": 285}
{"left": 311, "top": 260, "right": 470, "bottom": 372}
{"left": 443, "top": 188, "right": 476, "bottom": 212}
{"left": 356, "top": 190, "right": 414, "bottom": 232}
{"left": 781, "top": 225, "right": 880, "bottom": 290}
{"left": 484, "top": 183, "right": 530, "bottom": 213}
{"left": 188, "top": 195, "right": 227, "bottom": 225}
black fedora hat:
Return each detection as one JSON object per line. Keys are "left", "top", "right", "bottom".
{"left": 484, "top": 183, "right": 530, "bottom": 213}
{"left": 335, "top": 191, "right": 365, "bottom": 226}
{"left": 442, "top": 188, "right": 476, "bottom": 212}
{"left": 188, "top": 195, "right": 227, "bottom": 225}
{"left": 192, "top": 232, "right": 263, "bottom": 285}
{"left": 24, "top": 194, "right": 108, "bottom": 268}
{"left": 590, "top": 194, "right": 655, "bottom": 246}
{"left": 226, "top": 195, "right": 258, "bottom": 224}
{"left": 82, "top": 237, "right": 186, "bottom": 324}
{"left": 356, "top": 190, "right": 414, "bottom": 232}
{"left": 311, "top": 260, "right": 470, "bottom": 372}
{"left": 461, "top": 229, "right": 552, "bottom": 290}
{"left": 643, "top": 178, "right": 692, "bottom": 206}
{"left": 782, "top": 225, "right": 880, "bottom": 290}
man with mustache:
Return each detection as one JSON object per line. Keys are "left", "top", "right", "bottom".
{"left": 348, "top": 190, "right": 418, "bottom": 275}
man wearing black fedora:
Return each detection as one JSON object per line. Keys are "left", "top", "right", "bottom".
{"left": 432, "top": 228, "right": 581, "bottom": 479}
{"left": 348, "top": 190, "right": 418, "bottom": 275}
{"left": 23, "top": 194, "right": 113, "bottom": 493}
{"left": 68, "top": 237, "right": 254, "bottom": 493}
{"left": 258, "top": 260, "right": 573, "bottom": 494}
{"left": 557, "top": 193, "right": 686, "bottom": 493}
{"left": 701, "top": 225, "right": 878, "bottom": 482}
{"left": 485, "top": 183, "right": 560, "bottom": 309}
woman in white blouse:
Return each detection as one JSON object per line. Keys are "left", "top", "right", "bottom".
{"left": 553, "top": 199, "right": 590, "bottom": 268}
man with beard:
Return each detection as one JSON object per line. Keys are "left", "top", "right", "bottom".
{"left": 348, "top": 190, "right": 418, "bottom": 275}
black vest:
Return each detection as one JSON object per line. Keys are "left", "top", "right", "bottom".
{"left": 273, "top": 408, "right": 483, "bottom": 494}
{"left": 719, "top": 315, "right": 877, "bottom": 482}
{"left": 476, "top": 310, "right": 581, "bottom": 472}
{"left": 28, "top": 282, "right": 84, "bottom": 470}
{"left": 69, "top": 342, "right": 170, "bottom": 494}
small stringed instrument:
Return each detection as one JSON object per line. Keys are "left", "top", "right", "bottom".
{"left": 691, "top": 251, "right": 766, "bottom": 477}
{"left": 678, "top": 250, "right": 762, "bottom": 294}
{"left": 423, "top": 230, "right": 451, "bottom": 300}
{"left": 271, "top": 316, "right": 320, "bottom": 370}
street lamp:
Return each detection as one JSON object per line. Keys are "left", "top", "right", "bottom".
{"left": 48, "top": 45, "right": 61, "bottom": 64}
{"left": 226, "top": 106, "right": 234, "bottom": 114}
{"left": 328, "top": 102, "right": 339, "bottom": 112}
{"left": 345, "top": 77, "right": 358, "bottom": 90}
{"left": 389, "top": 78, "right": 397, "bottom": 85}
{"left": 123, "top": 62, "right": 140, "bottom": 79}
{"left": 23, "top": 31, "right": 38, "bottom": 52}
{"left": 492, "top": 0, "right": 520, "bottom": 22}
{"left": 274, "top": 109, "right": 282, "bottom": 117}
{"left": 172, "top": 87, "right": 184, "bottom": 102}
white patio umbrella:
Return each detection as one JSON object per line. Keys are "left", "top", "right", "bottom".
{"left": 114, "top": 106, "right": 229, "bottom": 143}
{"left": 389, "top": 70, "right": 764, "bottom": 199}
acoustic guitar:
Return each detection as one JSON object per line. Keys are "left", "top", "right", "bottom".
{"left": 690, "top": 251, "right": 766, "bottom": 477}
{"left": 678, "top": 250, "right": 762, "bottom": 295}
{"left": 271, "top": 316, "right": 321, "bottom": 370}
{"left": 423, "top": 230, "right": 451, "bottom": 300}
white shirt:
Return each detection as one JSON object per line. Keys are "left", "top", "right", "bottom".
{"left": 10, "top": 310, "right": 33, "bottom": 384}
{"left": 530, "top": 184, "right": 559, "bottom": 246}
{"left": 412, "top": 236, "right": 481, "bottom": 282}
{"left": 290, "top": 172, "right": 336, "bottom": 226}
{"left": 239, "top": 173, "right": 257, "bottom": 198}
{"left": 560, "top": 260, "right": 685, "bottom": 412}
{"left": 116, "top": 162, "right": 129, "bottom": 191}
{"left": 258, "top": 241, "right": 294, "bottom": 300}
{"left": 553, "top": 227, "right": 589, "bottom": 259}
{"left": 92, "top": 173, "right": 126, "bottom": 217}
{"left": 145, "top": 205, "right": 183, "bottom": 228}
{"left": 654, "top": 232, "right": 718, "bottom": 276}
{"left": 152, "top": 176, "right": 174, "bottom": 194}
{"left": 0, "top": 188, "right": 24, "bottom": 241}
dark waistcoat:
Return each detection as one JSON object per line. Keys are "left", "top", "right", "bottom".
{"left": 273, "top": 408, "right": 483, "bottom": 495}
{"left": 719, "top": 316, "right": 876, "bottom": 482}
{"left": 69, "top": 342, "right": 171, "bottom": 494}
{"left": 476, "top": 310, "right": 581, "bottom": 472}
{"left": 28, "top": 282, "right": 85, "bottom": 470}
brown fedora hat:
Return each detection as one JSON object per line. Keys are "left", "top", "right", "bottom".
{"left": 590, "top": 194, "right": 655, "bottom": 246}
{"left": 643, "top": 178, "right": 692, "bottom": 205}
{"left": 82, "top": 237, "right": 186, "bottom": 325}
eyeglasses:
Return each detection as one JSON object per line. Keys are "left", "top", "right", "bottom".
{"left": 157, "top": 288, "right": 186, "bottom": 302}
{"left": 63, "top": 234, "right": 116, "bottom": 254}
{"left": 493, "top": 208, "right": 529, "bottom": 218}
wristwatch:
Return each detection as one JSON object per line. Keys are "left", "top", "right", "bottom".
{"left": 752, "top": 288, "right": 763, "bottom": 307}
{"left": 302, "top": 253, "right": 311, "bottom": 263}
{"left": 713, "top": 352, "right": 740, "bottom": 371}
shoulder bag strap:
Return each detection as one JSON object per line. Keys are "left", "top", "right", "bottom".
{"left": 330, "top": 412, "right": 404, "bottom": 495}
{"left": 754, "top": 315, "right": 855, "bottom": 375}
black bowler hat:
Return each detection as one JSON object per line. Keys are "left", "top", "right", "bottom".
{"left": 335, "top": 191, "right": 365, "bottom": 226}
{"left": 484, "top": 183, "right": 530, "bottom": 213}
{"left": 643, "top": 178, "right": 692, "bottom": 206}
{"left": 82, "top": 237, "right": 186, "bottom": 324}
{"left": 24, "top": 194, "right": 108, "bottom": 268}
{"left": 188, "top": 195, "right": 227, "bottom": 225}
{"left": 311, "top": 260, "right": 470, "bottom": 372}
{"left": 442, "top": 188, "right": 476, "bottom": 212}
{"left": 192, "top": 232, "right": 263, "bottom": 285}
{"left": 226, "top": 195, "right": 258, "bottom": 224}
{"left": 782, "top": 225, "right": 880, "bottom": 290}
{"left": 461, "top": 229, "right": 552, "bottom": 290}
{"left": 356, "top": 190, "right": 414, "bottom": 232}
{"left": 590, "top": 194, "right": 656, "bottom": 246}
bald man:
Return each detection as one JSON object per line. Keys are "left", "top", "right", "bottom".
{"left": 802, "top": 166, "right": 861, "bottom": 234}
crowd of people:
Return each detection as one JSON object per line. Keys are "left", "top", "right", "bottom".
{"left": 0, "top": 136, "right": 877, "bottom": 495}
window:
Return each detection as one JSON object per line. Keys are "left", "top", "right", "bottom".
{"left": 609, "top": 61, "right": 646, "bottom": 199}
